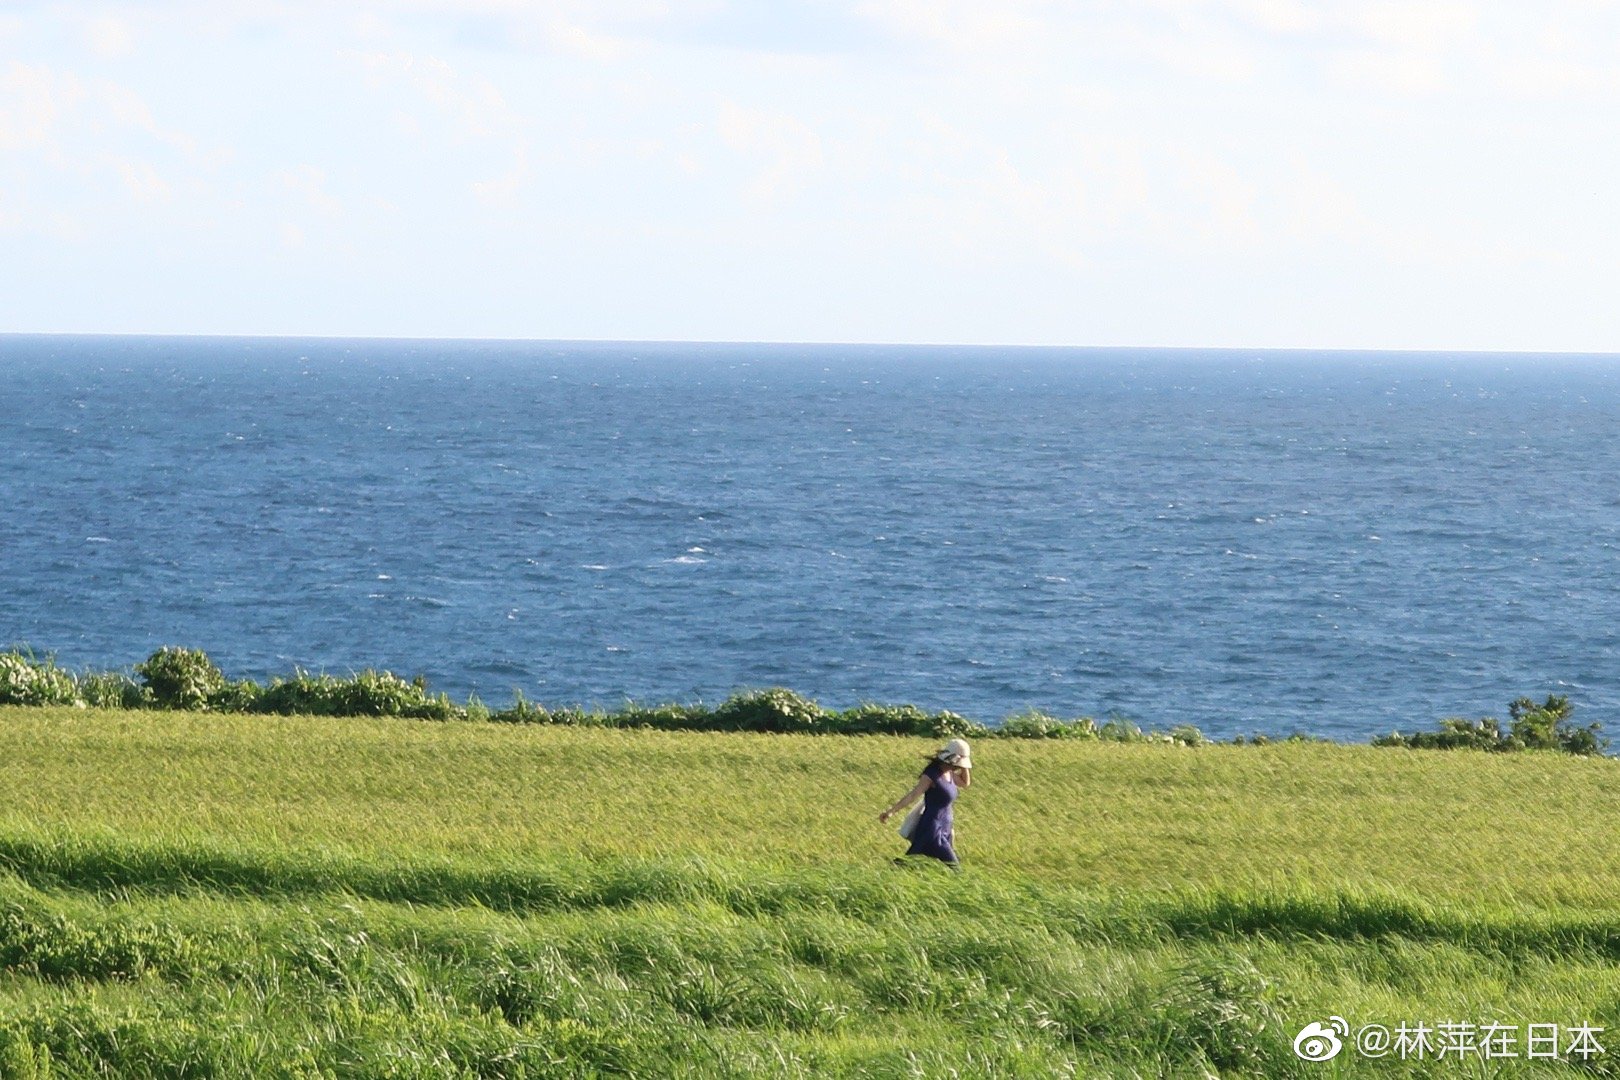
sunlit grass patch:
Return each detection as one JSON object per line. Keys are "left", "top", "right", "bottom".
{"left": 5, "top": 707, "right": 1620, "bottom": 1075}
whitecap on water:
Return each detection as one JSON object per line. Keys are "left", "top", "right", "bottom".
{"left": 85, "top": 536, "right": 113, "bottom": 543}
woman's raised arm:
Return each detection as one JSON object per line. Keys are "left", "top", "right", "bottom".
{"left": 878, "top": 776, "right": 932, "bottom": 822}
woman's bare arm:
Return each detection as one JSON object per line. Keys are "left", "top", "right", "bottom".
{"left": 878, "top": 777, "right": 932, "bottom": 822}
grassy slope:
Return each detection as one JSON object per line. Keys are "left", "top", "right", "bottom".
{"left": 3, "top": 707, "right": 1620, "bottom": 1077}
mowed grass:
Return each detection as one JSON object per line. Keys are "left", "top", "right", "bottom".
{"left": 4, "top": 706, "right": 1620, "bottom": 1076}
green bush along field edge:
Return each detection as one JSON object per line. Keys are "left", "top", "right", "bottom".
{"left": 1, "top": 645, "right": 1606, "bottom": 753}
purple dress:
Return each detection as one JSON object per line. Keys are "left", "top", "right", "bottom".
{"left": 906, "top": 760, "right": 959, "bottom": 864}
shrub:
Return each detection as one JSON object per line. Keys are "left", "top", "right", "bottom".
{"left": 255, "top": 671, "right": 338, "bottom": 716}
{"left": 0, "top": 650, "right": 81, "bottom": 707}
{"left": 997, "top": 711, "right": 1099, "bottom": 739}
{"left": 709, "top": 689, "right": 831, "bottom": 733}
{"left": 1165, "top": 724, "right": 1206, "bottom": 747}
{"left": 1374, "top": 695, "right": 1606, "bottom": 756}
{"left": 1372, "top": 716, "right": 1503, "bottom": 751}
{"left": 836, "top": 704, "right": 929, "bottom": 736}
{"left": 135, "top": 647, "right": 224, "bottom": 710}
{"left": 616, "top": 703, "right": 705, "bottom": 731}
{"left": 532, "top": 706, "right": 612, "bottom": 727}
{"left": 342, "top": 670, "right": 454, "bottom": 719}
{"left": 208, "top": 679, "right": 264, "bottom": 713}
{"left": 1098, "top": 719, "right": 1146, "bottom": 742}
{"left": 77, "top": 670, "right": 150, "bottom": 710}
{"left": 11, "top": 646, "right": 1607, "bottom": 760}
{"left": 1509, "top": 694, "right": 1605, "bottom": 754}
{"left": 489, "top": 691, "right": 549, "bottom": 725}
{"left": 832, "top": 704, "right": 990, "bottom": 738}
{"left": 256, "top": 670, "right": 457, "bottom": 721}
{"left": 933, "top": 710, "right": 990, "bottom": 739}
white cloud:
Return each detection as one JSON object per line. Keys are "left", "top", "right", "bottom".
{"left": 1133, "top": 25, "right": 1259, "bottom": 84}
{"left": 4, "top": 0, "right": 1619, "bottom": 345}
{"left": 0, "top": 59, "right": 220, "bottom": 239}
{"left": 716, "top": 100, "right": 824, "bottom": 202}
{"left": 1328, "top": 46, "right": 1450, "bottom": 98}
{"left": 336, "top": 0, "right": 652, "bottom": 60}
{"left": 1275, "top": 160, "right": 1371, "bottom": 247}
{"left": 115, "top": 157, "right": 169, "bottom": 200}
{"left": 470, "top": 143, "right": 530, "bottom": 203}
{"left": 1342, "top": 2, "right": 1479, "bottom": 49}
{"left": 0, "top": 59, "right": 204, "bottom": 158}
{"left": 1175, "top": 151, "right": 1259, "bottom": 244}
{"left": 537, "top": 16, "right": 632, "bottom": 62}
{"left": 276, "top": 164, "right": 341, "bottom": 215}
{"left": 853, "top": 0, "right": 1620, "bottom": 109}
{"left": 854, "top": 0, "right": 1046, "bottom": 56}
{"left": 0, "top": 62, "right": 84, "bottom": 151}
{"left": 84, "top": 14, "right": 135, "bottom": 57}
{"left": 350, "top": 49, "right": 523, "bottom": 138}
{"left": 1222, "top": 0, "right": 1318, "bottom": 36}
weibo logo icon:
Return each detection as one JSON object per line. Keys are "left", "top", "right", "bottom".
{"left": 1293, "top": 1017, "right": 1349, "bottom": 1061}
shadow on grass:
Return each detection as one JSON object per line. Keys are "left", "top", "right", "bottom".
{"left": 4, "top": 831, "right": 1619, "bottom": 963}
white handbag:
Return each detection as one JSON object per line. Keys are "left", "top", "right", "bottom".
{"left": 898, "top": 802, "right": 924, "bottom": 840}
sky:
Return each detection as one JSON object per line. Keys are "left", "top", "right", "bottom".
{"left": 2, "top": 0, "right": 1618, "bottom": 350}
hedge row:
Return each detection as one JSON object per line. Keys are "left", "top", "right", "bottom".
{"left": 0, "top": 646, "right": 1198, "bottom": 741}
{"left": 1, "top": 647, "right": 1606, "bottom": 753}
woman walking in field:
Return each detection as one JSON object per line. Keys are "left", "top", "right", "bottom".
{"left": 879, "top": 738, "right": 971, "bottom": 868}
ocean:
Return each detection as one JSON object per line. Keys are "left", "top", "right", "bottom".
{"left": 5, "top": 334, "right": 1618, "bottom": 742}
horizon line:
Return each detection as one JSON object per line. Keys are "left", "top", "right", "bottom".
{"left": 4, "top": 329, "right": 1620, "bottom": 359}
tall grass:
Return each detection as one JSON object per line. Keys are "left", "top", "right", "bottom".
{"left": 4, "top": 707, "right": 1620, "bottom": 1076}
{"left": 3, "top": 860, "right": 1618, "bottom": 1076}
{"left": 4, "top": 708, "right": 1619, "bottom": 902}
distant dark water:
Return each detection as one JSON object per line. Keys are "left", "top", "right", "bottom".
{"left": 5, "top": 334, "right": 1619, "bottom": 741}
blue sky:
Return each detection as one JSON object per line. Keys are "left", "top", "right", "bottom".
{"left": 2, "top": 1, "right": 1618, "bottom": 349}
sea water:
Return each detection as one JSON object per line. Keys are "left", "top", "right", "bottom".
{"left": 5, "top": 335, "right": 1618, "bottom": 742}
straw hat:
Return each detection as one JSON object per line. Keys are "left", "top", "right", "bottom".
{"left": 937, "top": 738, "right": 972, "bottom": 770}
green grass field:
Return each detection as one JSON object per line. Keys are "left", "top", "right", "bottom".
{"left": 3, "top": 706, "right": 1620, "bottom": 1076}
